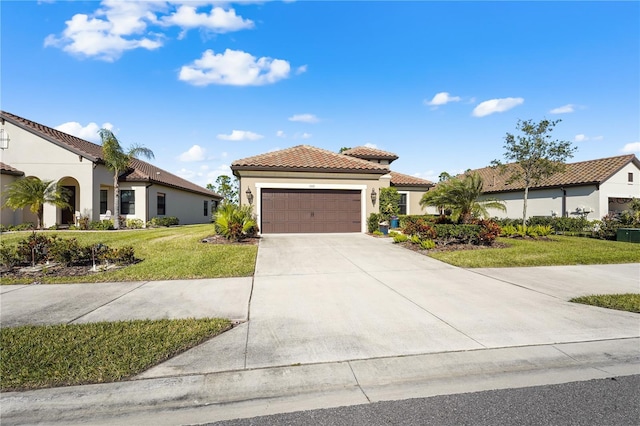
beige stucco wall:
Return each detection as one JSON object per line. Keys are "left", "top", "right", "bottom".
{"left": 0, "top": 121, "right": 102, "bottom": 227}
{"left": 235, "top": 170, "right": 390, "bottom": 233}
{"left": 393, "top": 186, "right": 429, "bottom": 216}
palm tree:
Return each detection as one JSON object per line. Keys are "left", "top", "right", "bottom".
{"left": 3, "top": 177, "right": 71, "bottom": 229}
{"left": 99, "top": 129, "right": 154, "bottom": 230}
{"left": 420, "top": 173, "right": 506, "bottom": 223}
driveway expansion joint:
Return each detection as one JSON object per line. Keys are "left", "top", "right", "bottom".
{"left": 67, "top": 280, "right": 150, "bottom": 324}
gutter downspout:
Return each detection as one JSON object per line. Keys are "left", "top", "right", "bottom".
{"left": 145, "top": 183, "right": 153, "bottom": 227}
{"left": 561, "top": 187, "right": 567, "bottom": 217}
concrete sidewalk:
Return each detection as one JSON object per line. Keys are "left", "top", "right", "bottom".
{"left": 1, "top": 234, "right": 639, "bottom": 425}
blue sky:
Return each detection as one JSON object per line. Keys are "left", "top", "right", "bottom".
{"left": 2, "top": 1, "right": 639, "bottom": 187}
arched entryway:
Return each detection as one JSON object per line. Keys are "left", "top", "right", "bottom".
{"left": 58, "top": 177, "right": 80, "bottom": 226}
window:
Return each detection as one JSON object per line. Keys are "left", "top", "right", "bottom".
{"left": 204, "top": 200, "right": 208, "bottom": 217}
{"left": 629, "top": 172, "right": 634, "bottom": 183}
{"left": 398, "top": 193, "right": 408, "bottom": 215}
{"left": 100, "top": 190, "right": 108, "bottom": 214}
{"left": 120, "top": 190, "right": 135, "bottom": 215}
{"left": 157, "top": 193, "right": 166, "bottom": 215}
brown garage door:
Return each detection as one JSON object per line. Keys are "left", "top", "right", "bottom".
{"left": 261, "top": 189, "right": 361, "bottom": 233}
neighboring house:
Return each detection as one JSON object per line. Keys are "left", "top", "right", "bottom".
{"left": 0, "top": 111, "right": 222, "bottom": 228}
{"left": 462, "top": 154, "right": 640, "bottom": 220}
{"left": 231, "top": 145, "right": 433, "bottom": 233}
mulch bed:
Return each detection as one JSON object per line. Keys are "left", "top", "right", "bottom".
{"left": 397, "top": 240, "right": 509, "bottom": 254}
{"left": 200, "top": 235, "right": 260, "bottom": 245}
{"left": 0, "top": 263, "right": 123, "bottom": 281}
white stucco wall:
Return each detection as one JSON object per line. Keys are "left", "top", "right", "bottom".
{"left": 146, "top": 184, "right": 215, "bottom": 225}
{"left": 599, "top": 163, "right": 640, "bottom": 215}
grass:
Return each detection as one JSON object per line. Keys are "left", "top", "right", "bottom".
{"left": 1, "top": 224, "right": 258, "bottom": 284}
{"left": 428, "top": 236, "right": 640, "bottom": 268}
{"left": 570, "top": 294, "right": 640, "bottom": 313}
{"left": 0, "top": 318, "right": 231, "bottom": 391}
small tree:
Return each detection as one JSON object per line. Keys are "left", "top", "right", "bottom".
{"left": 3, "top": 177, "right": 71, "bottom": 229}
{"left": 379, "top": 187, "right": 401, "bottom": 222}
{"left": 438, "top": 172, "right": 452, "bottom": 182}
{"left": 210, "top": 175, "right": 239, "bottom": 205}
{"left": 420, "top": 173, "right": 505, "bottom": 223}
{"left": 493, "top": 119, "right": 576, "bottom": 226}
{"left": 99, "top": 129, "right": 154, "bottom": 230}
{"left": 338, "top": 147, "right": 352, "bottom": 153}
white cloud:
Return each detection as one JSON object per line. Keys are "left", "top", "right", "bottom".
{"left": 288, "top": 113, "right": 319, "bottom": 123}
{"left": 550, "top": 104, "right": 575, "bottom": 114}
{"left": 472, "top": 97, "right": 524, "bottom": 117}
{"left": 161, "top": 5, "right": 253, "bottom": 36}
{"left": 44, "top": 1, "right": 165, "bottom": 61}
{"left": 55, "top": 121, "right": 113, "bottom": 143}
{"left": 622, "top": 142, "right": 640, "bottom": 153}
{"left": 178, "top": 144, "right": 206, "bottom": 162}
{"left": 575, "top": 134, "right": 604, "bottom": 142}
{"left": 276, "top": 130, "right": 286, "bottom": 137}
{"left": 296, "top": 65, "right": 308, "bottom": 75}
{"left": 364, "top": 143, "right": 378, "bottom": 149}
{"left": 217, "top": 130, "right": 264, "bottom": 141}
{"left": 44, "top": 1, "right": 256, "bottom": 61}
{"left": 413, "top": 170, "right": 439, "bottom": 183}
{"left": 424, "top": 92, "right": 461, "bottom": 107}
{"left": 301, "top": 132, "right": 312, "bottom": 139}
{"left": 179, "top": 48, "right": 291, "bottom": 86}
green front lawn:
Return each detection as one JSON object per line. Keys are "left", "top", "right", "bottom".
{"left": 1, "top": 224, "right": 258, "bottom": 284}
{"left": 570, "top": 294, "right": 640, "bottom": 313}
{"left": 1, "top": 318, "right": 231, "bottom": 391}
{"left": 428, "top": 236, "right": 640, "bottom": 268}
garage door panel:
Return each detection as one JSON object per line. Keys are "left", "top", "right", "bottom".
{"left": 261, "top": 189, "right": 361, "bottom": 234}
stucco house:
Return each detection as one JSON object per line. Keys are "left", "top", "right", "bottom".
{"left": 231, "top": 145, "right": 433, "bottom": 233}
{"left": 0, "top": 111, "right": 222, "bottom": 228}
{"left": 463, "top": 154, "right": 640, "bottom": 220}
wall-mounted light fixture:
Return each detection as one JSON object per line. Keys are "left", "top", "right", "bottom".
{"left": 246, "top": 187, "right": 254, "bottom": 205}
{"left": 371, "top": 188, "right": 377, "bottom": 206}
{"left": 0, "top": 129, "right": 9, "bottom": 150}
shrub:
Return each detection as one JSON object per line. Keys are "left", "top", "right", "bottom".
{"left": 125, "top": 218, "right": 144, "bottom": 229}
{"left": 11, "top": 222, "right": 36, "bottom": 231}
{"left": 372, "top": 230, "right": 383, "bottom": 236}
{"left": 474, "top": 219, "right": 501, "bottom": 245}
{"left": 433, "top": 224, "right": 481, "bottom": 245}
{"left": 89, "top": 220, "right": 114, "bottom": 230}
{"left": 392, "top": 234, "right": 408, "bottom": 243}
{"left": 410, "top": 234, "right": 422, "bottom": 244}
{"left": 148, "top": 216, "right": 179, "bottom": 227}
{"left": 402, "top": 218, "right": 436, "bottom": 240}
{"left": 379, "top": 188, "right": 401, "bottom": 222}
{"left": 0, "top": 242, "right": 20, "bottom": 268}
{"left": 367, "top": 213, "right": 381, "bottom": 233}
{"left": 389, "top": 230, "right": 400, "bottom": 238}
{"left": 500, "top": 225, "right": 518, "bottom": 237}
{"left": 214, "top": 204, "right": 258, "bottom": 241}
{"left": 419, "top": 239, "right": 436, "bottom": 250}
{"left": 101, "top": 246, "right": 137, "bottom": 265}
{"left": 48, "top": 237, "right": 89, "bottom": 266}
{"left": 17, "top": 232, "right": 51, "bottom": 266}
{"left": 76, "top": 216, "right": 90, "bottom": 230}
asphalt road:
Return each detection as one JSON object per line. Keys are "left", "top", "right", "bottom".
{"left": 207, "top": 375, "right": 640, "bottom": 426}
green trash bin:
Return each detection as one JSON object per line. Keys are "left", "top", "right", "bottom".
{"left": 617, "top": 228, "right": 640, "bottom": 243}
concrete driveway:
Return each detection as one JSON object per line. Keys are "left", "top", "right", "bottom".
{"left": 141, "top": 233, "right": 639, "bottom": 377}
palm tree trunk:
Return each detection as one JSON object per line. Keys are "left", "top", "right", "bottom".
{"left": 113, "top": 172, "right": 120, "bottom": 230}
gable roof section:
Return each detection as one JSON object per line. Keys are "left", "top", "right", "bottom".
{"left": 342, "top": 146, "right": 399, "bottom": 162}
{"left": 472, "top": 154, "right": 640, "bottom": 193}
{"left": 0, "top": 162, "right": 24, "bottom": 176}
{"left": 390, "top": 171, "right": 434, "bottom": 188}
{"left": 1, "top": 111, "right": 220, "bottom": 199}
{"left": 231, "top": 145, "right": 390, "bottom": 174}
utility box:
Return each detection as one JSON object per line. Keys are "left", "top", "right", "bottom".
{"left": 616, "top": 228, "right": 640, "bottom": 243}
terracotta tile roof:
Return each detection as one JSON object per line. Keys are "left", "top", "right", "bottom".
{"left": 342, "top": 146, "right": 399, "bottom": 162}
{"left": 469, "top": 154, "right": 640, "bottom": 193}
{"left": 0, "top": 162, "right": 24, "bottom": 176}
{"left": 231, "top": 145, "right": 390, "bottom": 174}
{"left": 1, "top": 111, "right": 221, "bottom": 199}
{"left": 390, "top": 171, "right": 434, "bottom": 188}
